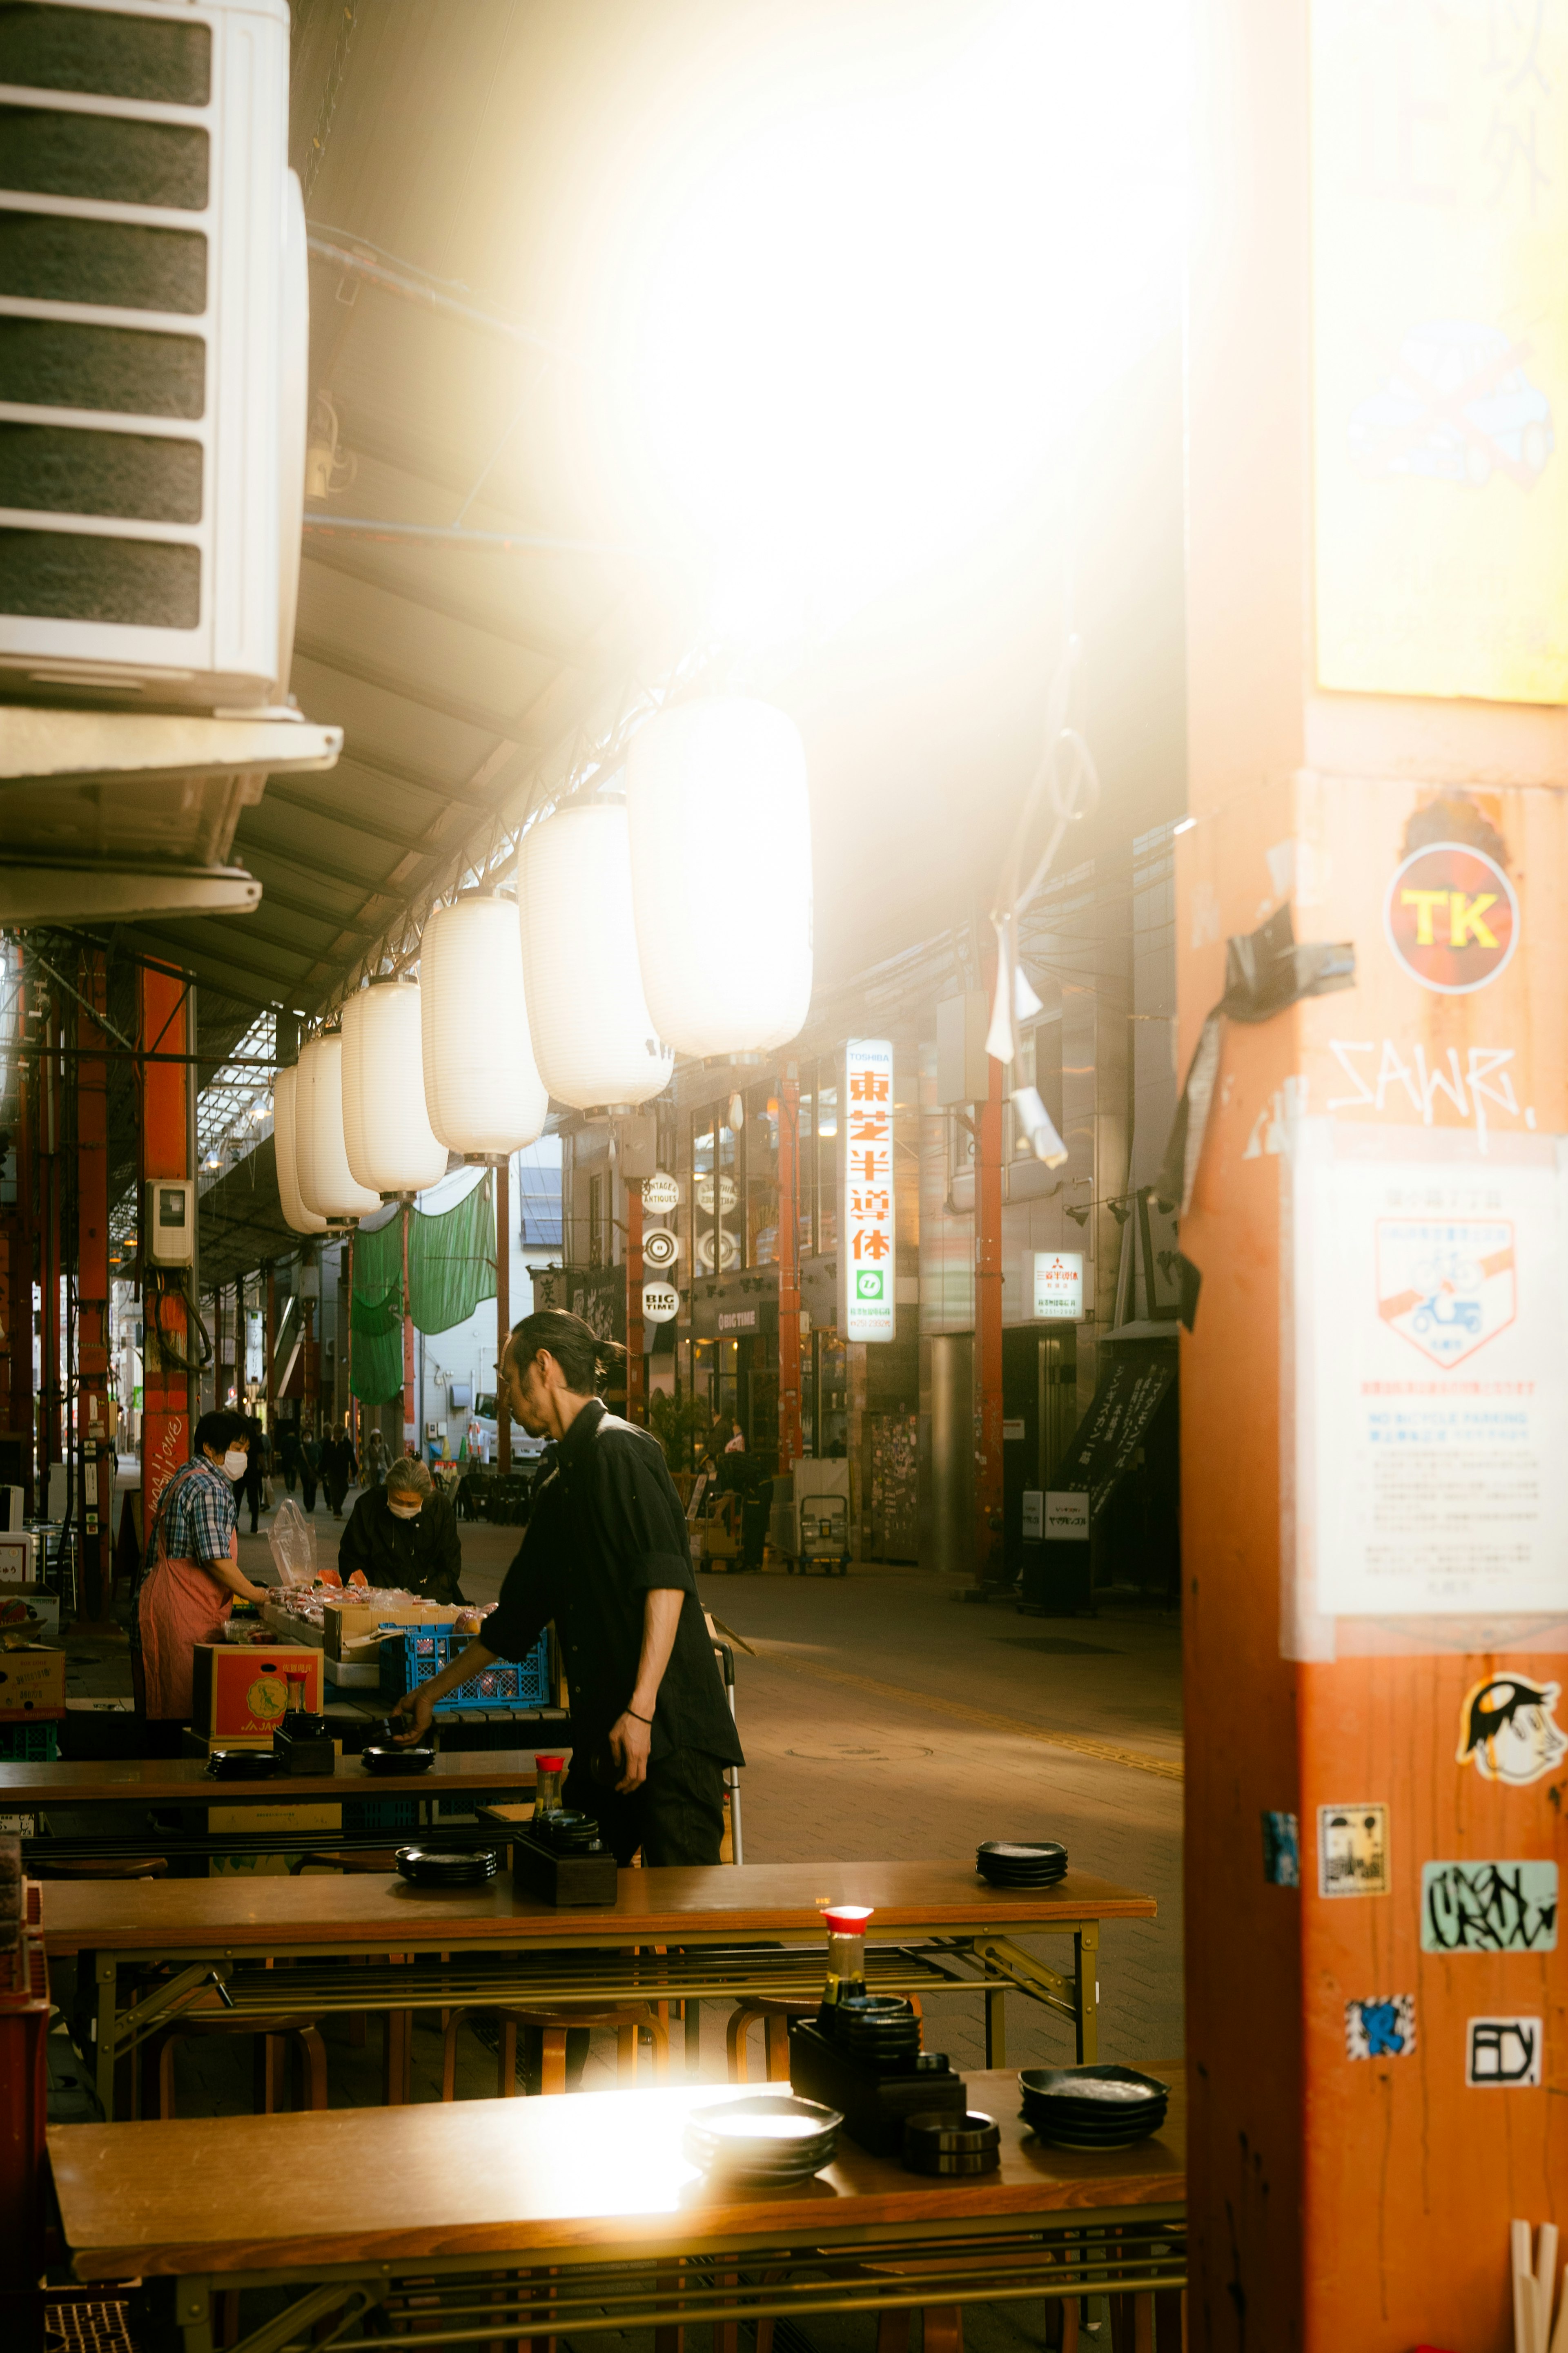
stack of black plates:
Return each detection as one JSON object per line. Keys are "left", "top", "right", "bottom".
{"left": 206, "top": 1749, "right": 276, "bottom": 1780}
{"left": 817, "top": 1994, "right": 922, "bottom": 2065}
{"left": 532, "top": 1810, "right": 608, "bottom": 1856}
{"left": 394, "top": 1845, "right": 499, "bottom": 1889}
{"left": 361, "top": 1743, "right": 434, "bottom": 1776}
{"left": 683, "top": 2094, "right": 842, "bottom": 2187}
{"left": 976, "top": 1840, "right": 1068, "bottom": 1889}
{"left": 903, "top": 2111, "right": 1002, "bottom": 2177}
{"left": 1018, "top": 2065, "right": 1169, "bottom": 2150}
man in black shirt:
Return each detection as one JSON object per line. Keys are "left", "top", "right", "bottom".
{"left": 339, "top": 1455, "right": 466, "bottom": 1604}
{"left": 392, "top": 1309, "right": 742, "bottom": 1865}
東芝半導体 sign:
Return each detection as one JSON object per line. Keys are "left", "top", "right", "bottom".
{"left": 843, "top": 1038, "right": 895, "bottom": 1342}
{"left": 1031, "top": 1251, "right": 1084, "bottom": 1320}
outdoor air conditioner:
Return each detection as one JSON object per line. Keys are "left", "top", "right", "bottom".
{"left": 0, "top": 0, "right": 306, "bottom": 709}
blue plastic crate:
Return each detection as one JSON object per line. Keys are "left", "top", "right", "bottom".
{"left": 0, "top": 1721, "right": 58, "bottom": 1762}
{"left": 377, "top": 1624, "right": 551, "bottom": 1714}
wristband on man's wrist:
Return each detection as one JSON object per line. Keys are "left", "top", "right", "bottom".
{"left": 626, "top": 1707, "right": 654, "bottom": 1725}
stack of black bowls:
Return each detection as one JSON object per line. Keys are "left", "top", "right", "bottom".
{"left": 682, "top": 2094, "right": 842, "bottom": 2187}
{"left": 976, "top": 1840, "right": 1068, "bottom": 1889}
{"left": 1017, "top": 2065, "right": 1169, "bottom": 2150}
{"left": 394, "top": 1845, "right": 499, "bottom": 1889}
{"left": 532, "top": 1810, "right": 609, "bottom": 1857}
{"left": 817, "top": 1994, "right": 922, "bottom": 2065}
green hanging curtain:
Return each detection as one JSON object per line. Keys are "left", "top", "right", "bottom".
{"left": 349, "top": 1209, "right": 405, "bottom": 1405}
{"left": 408, "top": 1171, "right": 497, "bottom": 1336}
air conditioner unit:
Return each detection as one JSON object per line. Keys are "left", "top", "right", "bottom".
{"left": 0, "top": 0, "right": 305, "bottom": 709}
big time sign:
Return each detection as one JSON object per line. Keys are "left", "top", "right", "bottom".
{"left": 843, "top": 1038, "right": 895, "bottom": 1343}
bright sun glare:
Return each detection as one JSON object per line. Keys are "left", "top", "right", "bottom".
{"left": 612, "top": 2, "right": 1187, "bottom": 644}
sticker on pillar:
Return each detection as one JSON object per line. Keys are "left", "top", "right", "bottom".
{"left": 1385, "top": 843, "right": 1518, "bottom": 995}
{"left": 1376, "top": 1214, "right": 1515, "bottom": 1369}
{"left": 1345, "top": 1994, "right": 1416, "bottom": 2060}
{"left": 1466, "top": 2017, "right": 1543, "bottom": 2088}
{"left": 1262, "top": 1811, "right": 1300, "bottom": 1886}
{"left": 1457, "top": 1675, "right": 1568, "bottom": 1786}
{"left": 1318, "top": 1802, "right": 1389, "bottom": 1896}
{"left": 1421, "top": 1861, "right": 1557, "bottom": 1953}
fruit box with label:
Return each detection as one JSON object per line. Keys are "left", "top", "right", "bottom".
{"left": 0, "top": 1647, "right": 65, "bottom": 1720}
{"left": 324, "top": 1597, "right": 460, "bottom": 1662}
{"left": 191, "top": 1645, "right": 323, "bottom": 1737}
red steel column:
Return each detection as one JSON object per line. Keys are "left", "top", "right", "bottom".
{"left": 624, "top": 1176, "right": 645, "bottom": 1425}
{"left": 776, "top": 1063, "right": 803, "bottom": 1468}
{"left": 138, "top": 969, "right": 191, "bottom": 1552}
{"left": 496, "top": 1163, "right": 511, "bottom": 1471}
{"left": 73, "top": 949, "right": 111, "bottom": 1628}
{"left": 972, "top": 1042, "right": 1004, "bottom": 1588}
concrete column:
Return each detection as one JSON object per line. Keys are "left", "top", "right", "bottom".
{"left": 1184, "top": 2, "right": 1568, "bottom": 2342}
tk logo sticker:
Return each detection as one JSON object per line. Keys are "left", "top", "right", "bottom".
{"left": 1385, "top": 841, "right": 1519, "bottom": 994}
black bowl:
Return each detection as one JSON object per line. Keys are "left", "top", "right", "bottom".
{"left": 205, "top": 1748, "right": 277, "bottom": 1780}
{"left": 1018, "top": 2065, "right": 1168, "bottom": 2108}
{"left": 361, "top": 1744, "right": 435, "bottom": 1775}
{"left": 978, "top": 1842, "right": 1068, "bottom": 1865}
{"left": 395, "top": 1845, "right": 499, "bottom": 1886}
{"left": 683, "top": 2094, "right": 842, "bottom": 2183}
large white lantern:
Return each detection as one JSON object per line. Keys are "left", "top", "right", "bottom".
{"left": 519, "top": 800, "right": 675, "bottom": 1111}
{"left": 341, "top": 977, "right": 448, "bottom": 1198}
{"left": 421, "top": 892, "right": 548, "bottom": 1158}
{"left": 295, "top": 1030, "right": 379, "bottom": 1222}
{"left": 272, "top": 1064, "right": 326, "bottom": 1237}
{"left": 626, "top": 696, "right": 812, "bottom": 1059}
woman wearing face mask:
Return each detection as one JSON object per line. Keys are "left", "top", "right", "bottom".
{"left": 134, "top": 1409, "right": 270, "bottom": 1730}
{"left": 336, "top": 1455, "right": 466, "bottom": 1604}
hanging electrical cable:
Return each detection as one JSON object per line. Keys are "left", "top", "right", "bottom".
{"left": 147, "top": 1270, "right": 213, "bottom": 1377}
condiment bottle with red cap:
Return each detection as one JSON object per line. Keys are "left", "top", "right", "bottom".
{"left": 534, "top": 1753, "right": 565, "bottom": 1819}
{"left": 821, "top": 1905, "right": 873, "bottom": 2005}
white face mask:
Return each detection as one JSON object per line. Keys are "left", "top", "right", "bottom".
{"left": 388, "top": 1500, "right": 421, "bottom": 1521}
{"left": 223, "top": 1449, "right": 247, "bottom": 1479}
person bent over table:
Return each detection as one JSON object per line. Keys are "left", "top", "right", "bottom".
{"left": 393, "top": 1307, "right": 743, "bottom": 1863}
{"left": 339, "top": 1454, "right": 466, "bottom": 1604}
{"left": 133, "top": 1409, "right": 270, "bottom": 1728}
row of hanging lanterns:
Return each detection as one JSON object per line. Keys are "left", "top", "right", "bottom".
{"left": 275, "top": 696, "right": 812, "bottom": 1233}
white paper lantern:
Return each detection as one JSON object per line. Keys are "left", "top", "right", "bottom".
{"left": 626, "top": 696, "right": 812, "bottom": 1058}
{"left": 295, "top": 1031, "right": 379, "bottom": 1221}
{"left": 341, "top": 978, "right": 449, "bottom": 1198}
{"left": 519, "top": 800, "right": 675, "bottom": 1111}
{"left": 272, "top": 1064, "right": 326, "bottom": 1236}
{"left": 420, "top": 892, "right": 548, "bottom": 1158}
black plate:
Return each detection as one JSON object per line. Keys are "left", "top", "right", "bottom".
{"left": 684, "top": 2093, "right": 842, "bottom": 2177}
{"left": 205, "top": 1749, "right": 277, "bottom": 1780}
{"left": 361, "top": 1745, "right": 434, "bottom": 1775}
{"left": 1019, "top": 2065, "right": 1168, "bottom": 2106}
{"left": 978, "top": 1842, "right": 1068, "bottom": 1863}
{"left": 394, "top": 1846, "right": 499, "bottom": 1886}
{"left": 903, "top": 2110, "right": 1000, "bottom": 2155}
{"left": 1024, "top": 2120, "right": 1165, "bottom": 2150}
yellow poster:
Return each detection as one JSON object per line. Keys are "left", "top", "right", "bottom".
{"left": 1314, "top": 0, "right": 1568, "bottom": 703}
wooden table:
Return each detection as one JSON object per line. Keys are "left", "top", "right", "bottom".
{"left": 4, "top": 1751, "right": 539, "bottom": 1869}
{"left": 48, "top": 2067, "right": 1186, "bottom": 2353}
{"left": 40, "top": 1861, "right": 1156, "bottom": 2118}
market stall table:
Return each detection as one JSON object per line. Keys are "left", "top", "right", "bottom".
{"left": 40, "top": 1861, "right": 1156, "bottom": 2117}
{"left": 47, "top": 2066, "right": 1186, "bottom": 2353}
{"left": 1, "top": 1751, "right": 542, "bottom": 1870}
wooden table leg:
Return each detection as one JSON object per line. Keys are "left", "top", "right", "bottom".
{"left": 984, "top": 1969, "right": 1006, "bottom": 2068}
{"left": 875, "top": 2310, "right": 911, "bottom": 2353}
{"left": 684, "top": 1998, "right": 702, "bottom": 2076}
{"left": 1058, "top": 2299, "right": 1079, "bottom": 2351}
{"left": 381, "top": 2008, "right": 412, "bottom": 2105}
{"left": 923, "top": 2309, "right": 963, "bottom": 2353}
{"left": 93, "top": 1954, "right": 118, "bottom": 2120}
{"left": 1075, "top": 1924, "right": 1099, "bottom": 2063}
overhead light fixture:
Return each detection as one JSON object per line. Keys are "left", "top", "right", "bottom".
{"left": 1065, "top": 1204, "right": 1089, "bottom": 1228}
{"left": 420, "top": 892, "right": 548, "bottom": 1162}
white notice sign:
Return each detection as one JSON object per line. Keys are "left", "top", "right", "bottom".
{"left": 1032, "top": 1251, "right": 1084, "bottom": 1320}
{"left": 1045, "top": 1492, "right": 1089, "bottom": 1541}
{"left": 1297, "top": 1129, "right": 1568, "bottom": 1619}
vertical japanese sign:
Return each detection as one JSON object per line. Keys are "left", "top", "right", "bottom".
{"left": 1312, "top": 0, "right": 1568, "bottom": 702}
{"left": 843, "top": 1038, "right": 895, "bottom": 1342}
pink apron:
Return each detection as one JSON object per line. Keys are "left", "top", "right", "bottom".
{"left": 137, "top": 1468, "right": 238, "bottom": 1722}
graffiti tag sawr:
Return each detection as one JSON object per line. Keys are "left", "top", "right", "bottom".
{"left": 1328, "top": 1040, "right": 1524, "bottom": 1137}
{"left": 1420, "top": 1860, "right": 1558, "bottom": 1954}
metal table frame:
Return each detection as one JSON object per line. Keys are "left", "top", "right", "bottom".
{"left": 83, "top": 1915, "right": 1103, "bottom": 2118}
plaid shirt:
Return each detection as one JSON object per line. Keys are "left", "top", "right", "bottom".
{"left": 156, "top": 1456, "right": 236, "bottom": 1566}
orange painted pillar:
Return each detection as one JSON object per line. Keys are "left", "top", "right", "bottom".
{"left": 971, "top": 1044, "right": 1004, "bottom": 1589}
{"left": 777, "top": 1064, "right": 803, "bottom": 1469}
{"left": 1183, "top": 2, "right": 1568, "bottom": 2344}
{"left": 138, "top": 969, "right": 191, "bottom": 1553}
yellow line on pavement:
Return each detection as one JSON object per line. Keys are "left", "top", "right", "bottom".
{"left": 755, "top": 1651, "right": 1185, "bottom": 1781}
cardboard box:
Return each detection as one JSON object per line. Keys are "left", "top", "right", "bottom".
{"left": 190, "top": 1644, "right": 323, "bottom": 1738}
{"left": 0, "top": 1648, "right": 64, "bottom": 1720}
{"left": 0, "top": 1589, "right": 58, "bottom": 1641}
{"left": 324, "top": 1598, "right": 459, "bottom": 1662}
